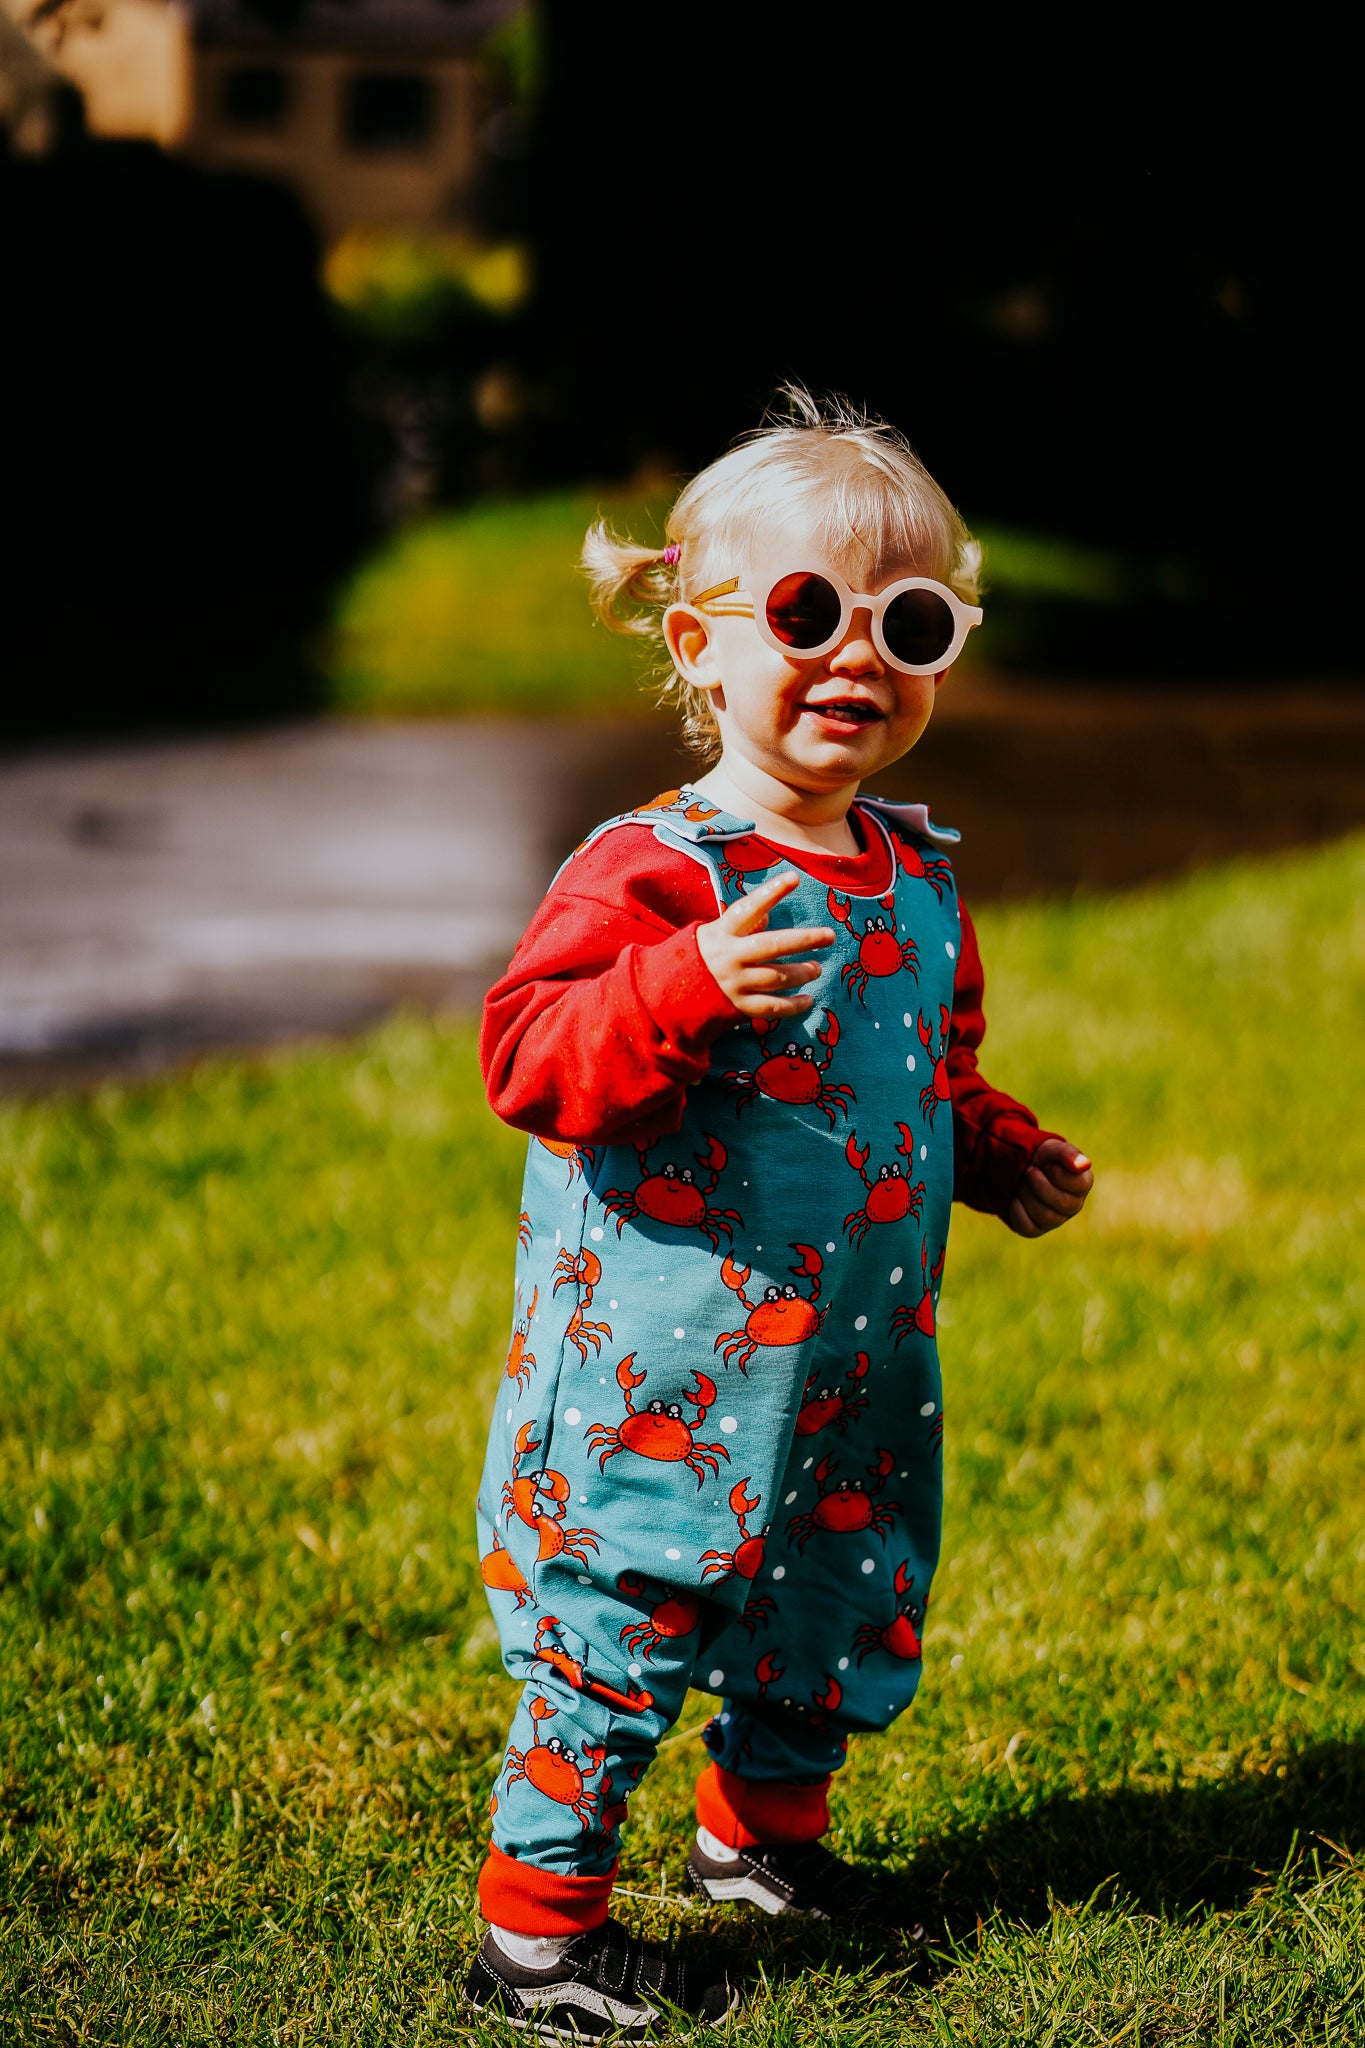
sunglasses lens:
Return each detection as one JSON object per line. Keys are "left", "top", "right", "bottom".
{"left": 883, "top": 588, "right": 956, "bottom": 668}
{"left": 765, "top": 572, "right": 842, "bottom": 650}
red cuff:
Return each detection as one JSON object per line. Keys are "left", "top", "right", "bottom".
{"left": 478, "top": 1843, "right": 617, "bottom": 1934}
{"left": 694, "top": 1761, "right": 830, "bottom": 1847}
{"left": 629, "top": 922, "right": 739, "bottom": 1068}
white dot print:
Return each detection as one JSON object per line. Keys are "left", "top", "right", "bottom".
{"left": 920, "top": 1145, "right": 928, "bottom": 1161}
{"left": 628, "top": 1662, "right": 642, "bottom": 1677}
{"left": 579, "top": 1495, "right": 588, "bottom": 1504}
{"left": 890, "top": 1265, "right": 903, "bottom": 1285}
{"left": 861, "top": 1558, "right": 875, "bottom": 1573}
{"left": 665, "top": 1547, "right": 681, "bottom": 1561}
{"left": 674, "top": 1327, "right": 685, "bottom": 1339}
{"left": 906, "top": 1054, "right": 916, "bottom": 1072}
{"left": 903, "top": 1012, "right": 913, "bottom": 1027}
{"left": 578, "top": 1573, "right": 591, "bottom": 1585}
{"left": 505, "top": 1407, "right": 512, "bottom": 1424}
{"left": 773, "top": 1565, "right": 786, "bottom": 1580}
{"left": 609, "top": 1299, "right": 618, "bottom": 1310}
{"left": 826, "top": 1241, "right": 837, "bottom": 1253}
{"left": 565, "top": 1407, "right": 581, "bottom": 1425}
{"left": 708, "top": 1669, "right": 724, "bottom": 1688}
{"left": 785, "top": 1490, "right": 797, "bottom": 1505}
{"left": 946, "top": 941, "right": 956, "bottom": 958}
{"left": 719, "top": 1416, "right": 738, "bottom": 1434}
{"left": 855, "top": 1315, "right": 868, "bottom": 1331}
{"left": 920, "top": 1401, "right": 935, "bottom": 1416}
{"left": 838, "top": 1656, "right": 849, "bottom": 1671}
{"left": 590, "top": 1225, "right": 603, "bottom": 1241}
{"left": 803, "top": 1456, "right": 813, "bottom": 1470}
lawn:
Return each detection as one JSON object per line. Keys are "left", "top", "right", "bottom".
{"left": 322, "top": 491, "right": 1123, "bottom": 718}
{"left": 2, "top": 835, "right": 1364, "bottom": 2043}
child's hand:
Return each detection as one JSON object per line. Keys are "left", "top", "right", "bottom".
{"left": 698, "top": 871, "right": 835, "bottom": 1018}
{"left": 1008, "top": 1138, "right": 1094, "bottom": 1238}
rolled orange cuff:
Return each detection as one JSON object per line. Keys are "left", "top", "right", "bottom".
{"left": 478, "top": 1843, "right": 617, "bottom": 1934}
{"left": 694, "top": 1761, "right": 830, "bottom": 1848}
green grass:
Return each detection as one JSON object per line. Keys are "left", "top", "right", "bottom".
{"left": 3, "top": 835, "right": 1365, "bottom": 2042}
{"left": 322, "top": 492, "right": 1126, "bottom": 718}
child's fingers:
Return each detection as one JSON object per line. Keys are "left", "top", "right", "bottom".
{"left": 732, "top": 989, "right": 816, "bottom": 1018}
{"left": 1023, "top": 1167, "right": 1083, "bottom": 1217}
{"left": 739, "top": 959, "right": 823, "bottom": 993}
{"left": 735, "top": 924, "right": 835, "bottom": 963}
{"left": 722, "top": 871, "right": 802, "bottom": 935}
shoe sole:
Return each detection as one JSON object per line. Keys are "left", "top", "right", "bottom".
{"left": 467, "top": 1961, "right": 738, "bottom": 2042}
{"left": 685, "top": 1861, "right": 822, "bottom": 1918}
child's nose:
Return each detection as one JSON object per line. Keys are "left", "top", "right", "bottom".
{"left": 828, "top": 608, "right": 883, "bottom": 674}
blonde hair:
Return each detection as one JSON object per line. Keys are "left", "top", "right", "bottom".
{"left": 582, "top": 386, "right": 982, "bottom": 758}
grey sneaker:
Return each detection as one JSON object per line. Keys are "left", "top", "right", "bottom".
{"left": 464, "top": 1916, "right": 738, "bottom": 2040}
{"left": 685, "top": 1835, "right": 924, "bottom": 1936}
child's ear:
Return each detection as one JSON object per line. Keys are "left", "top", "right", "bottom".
{"left": 663, "top": 604, "right": 722, "bottom": 692}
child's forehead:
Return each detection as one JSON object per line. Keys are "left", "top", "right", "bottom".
{"left": 741, "top": 506, "right": 931, "bottom": 584}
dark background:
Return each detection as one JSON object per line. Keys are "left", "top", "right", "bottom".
{"left": 3, "top": 13, "right": 1356, "bottom": 735}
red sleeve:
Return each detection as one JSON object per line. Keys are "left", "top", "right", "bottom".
{"left": 480, "top": 829, "right": 740, "bottom": 1147}
{"left": 949, "top": 900, "right": 1064, "bottom": 1219}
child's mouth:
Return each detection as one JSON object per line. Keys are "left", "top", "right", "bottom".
{"left": 799, "top": 697, "right": 884, "bottom": 729}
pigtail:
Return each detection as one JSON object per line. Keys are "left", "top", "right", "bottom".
{"left": 581, "top": 521, "right": 677, "bottom": 640}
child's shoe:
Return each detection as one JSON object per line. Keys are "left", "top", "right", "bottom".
{"left": 465, "top": 1916, "right": 738, "bottom": 2040}
{"left": 685, "top": 1831, "right": 925, "bottom": 1936}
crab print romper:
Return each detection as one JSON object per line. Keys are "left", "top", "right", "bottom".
{"left": 476, "top": 787, "right": 1047, "bottom": 1903}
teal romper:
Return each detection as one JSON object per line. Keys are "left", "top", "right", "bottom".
{"left": 476, "top": 788, "right": 961, "bottom": 1877}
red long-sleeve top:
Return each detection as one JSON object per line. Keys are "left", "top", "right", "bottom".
{"left": 480, "top": 818, "right": 1060, "bottom": 1222}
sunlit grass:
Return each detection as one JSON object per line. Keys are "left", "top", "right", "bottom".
{"left": 3, "top": 836, "right": 1363, "bottom": 2041}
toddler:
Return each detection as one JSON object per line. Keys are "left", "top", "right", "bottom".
{"left": 466, "top": 392, "right": 1092, "bottom": 2038}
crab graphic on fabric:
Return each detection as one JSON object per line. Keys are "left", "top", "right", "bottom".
{"left": 535, "top": 1137, "right": 594, "bottom": 1185}
{"left": 480, "top": 1531, "right": 535, "bottom": 1610}
{"left": 617, "top": 1571, "right": 701, "bottom": 1662}
{"left": 502, "top": 1422, "right": 601, "bottom": 1566}
{"left": 723, "top": 1009, "right": 854, "bottom": 1127}
{"left": 529, "top": 1615, "right": 655, "bottom": 1714}
{"left": 637, "top": 788, "right": 723, "bottom": 822}
{"left": 894, "top": 837, "right": 953, "bottom": 900}
{"left": 754, "top": 1649, "right": 785, "bottom": 1700}
{"left": 716, "top": 1243, "right": 826, "bottom": 1372}
{"left": 517, "top": 1210, "right": 533, "bottom": 1251}
{"left": 795, "top": 1352, "right": 872, "bottom": 1436}
{"left": 889, "top": 1242, "right": 947, "bottom": 1346}
{"left": 699, "top": 1478, "right": 769, "bottom": 1588}
{"left": 716, "top": 834, "right": 780, "bottom": 895}
{"left": 504, "top": 1696, "right": 605, "bottom": 1826}
{"left": 826, "top": 889, "right": 920, "bottom": 1003}
{"left": 785, "top": 1449, "right": 900, "bottom": 1551}
{"left": 853, "top": 1560, "right": 925, "bottom": 1665}
{"left": 585, "top": 1355, "right": 729, "bottom": 1487}
{"left": 916, "top": 1005, "right": 951, "bottom": 1127}
{"left": 602, "top": 1134, "right": 742, "bottom": 1251}
{"left": 596, "top": 1760, "right": 643, "bottom": 1838}
{"left": 504, "top": 1282, "right": 539, "bottom": 1392}
{"left": 809, "top": 1672, "right": 843, "bottom": 1731}
{"left": 843, "top": 1126, "right": 926, "bottom": 1247}
{"left": 552, "top": 1247, "right": 613, "bottom": 1363}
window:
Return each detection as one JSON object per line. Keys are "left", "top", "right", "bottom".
{"left": 342, "top": 73, "right": 437, "bottom": 153}
{"left": 219, "top": 64, "right": 292, "bottom": 132}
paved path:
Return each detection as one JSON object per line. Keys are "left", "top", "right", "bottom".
{"left": 3, "top": 685, "right": 1363, "bottom": 1090}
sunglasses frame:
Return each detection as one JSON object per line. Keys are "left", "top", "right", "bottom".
{"left": 690, "top": 565, "right": 983, "bottom": 676}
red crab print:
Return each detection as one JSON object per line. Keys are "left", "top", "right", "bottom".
{"left": 596, "top": 1760, "right": 643, "bottom": 1838}
{"left": 504, "top": 1282, "right": 539, "bottom": 1392}
{"left": 809, "top": 1672, "right": 843, "bottom": 1731}
{"left": 530, "top": 1615, "right": 655, "bottom": 1713}
{"left": 716, "top": 1243, "right": 826, "bottom": 1372}
{"left": 502, "top": 1421, "right": 601, "bottom": 1566}
{"left": 717, "top": 834, "right": 780, "bottom": 894}
{"left": 843, "top": 1126, "right": 926, "bottom": 1247}
{"left": 637, "top": 788, "right": 722, "bottom": 822}
{"left": 504, "top": 1696, "right": 605, "bottom": 1826}
{"left": 853, "top": 1559, "right": 925, "bottom": 1665}
{"left": 535, "top": 1138, "right": 594, "bottom": 1186}
{"left": 585, "top": 1355, "right": 729, "bottom": 1487}
{"left": 617, "top": 1571, "right": 701, "bottom": 1661}
{"left": 796, "top": 1351, "right": 872, "bottom": 1436}
{"left": 552, "top": 1247, "right": 613, "bottom": 1363}
{"left": 517, "top": 1210, "right": 533, "bottom": 1251}
{"left": 723, "top": 1008, "right": 854, "bottom": 1126}
{"left": 786, "top": 1449, "right": 900, "bottom": 1552}
{"left": 889, "top": 1242, "right": 946, "bottom": 1346}
{"left": 827, "top": 889, "right": 919, "bottom": 1003}
{"left": 602, "top": 1134, "right": 742, "bottom": 1251}
{"left": 916, "top": 1005, "right": 951, "bottom": 1127}
{"left": 480, "top": 1531, "right": 535, "bottom": 1609}
{"left": 699, "top": 1477, "right": 769, "bottom": 1587}
{"left": 894, "top": 837, "right": 953, "bottom": 899}
{"left": 755, "top": 1649, "right": 785, "bottom": 1700}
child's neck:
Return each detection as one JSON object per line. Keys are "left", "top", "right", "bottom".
{"left": 692, "top": 759, "right": 862, "bottom": 858}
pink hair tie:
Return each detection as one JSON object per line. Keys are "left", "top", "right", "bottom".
{"left": 661, "top": 544, "right": 681, "bottom": 566}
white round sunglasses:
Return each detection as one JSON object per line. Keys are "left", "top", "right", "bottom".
{"left": 689, "top": 565, "right": 982, "bottom": 676}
